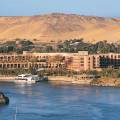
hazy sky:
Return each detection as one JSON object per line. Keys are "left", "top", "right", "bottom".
{"left": 0, "top": 0, "right": 119, "bottom": 17}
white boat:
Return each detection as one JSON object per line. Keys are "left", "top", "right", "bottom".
{"left": 14, "top": 74, "right": 40, "bottom": 84}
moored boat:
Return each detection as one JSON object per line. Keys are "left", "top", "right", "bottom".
{"left": 14, "top": 74, "right": 40, "bottom": 84}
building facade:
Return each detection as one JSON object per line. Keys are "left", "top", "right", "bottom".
{"left": 0, "top": 51, "right": 120, "bottom": 72}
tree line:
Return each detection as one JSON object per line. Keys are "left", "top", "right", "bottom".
{"left": 1, "top": 38, "right": 120, "bottom": 54}
{"left": 57, "top": 39, "right": 120, "bottom": 53}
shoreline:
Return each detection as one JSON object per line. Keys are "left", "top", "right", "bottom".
{"left": 48, "top": 76, "right": 94, "bottom": 86}
{"left": 0, "top": 76, "right": 15, "bottom": 82}
{"left": 91, "top": 77, "right": 120, "bottom": 87}
{"left": 48, "top": 76, "right": 120, "bottom": 87}
{"left": 0, "top": 75, "right": 120, "bottom": 88}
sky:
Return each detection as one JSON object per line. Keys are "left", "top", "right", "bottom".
{"left": 0, "top": 0, "right": 120, "bottom": 17}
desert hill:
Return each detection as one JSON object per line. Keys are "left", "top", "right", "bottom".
{"left": 0, "top": 13, "right": 120, "bottom": 43}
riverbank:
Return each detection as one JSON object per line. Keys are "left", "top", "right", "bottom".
{"left": 91, "top": 77, "right": 120, "bottom": 87}
{"left": 0, "top": 75, "right": 15, "bottom": 82}
{"left": 48, "top": 76, "right": 120, "bottom": 87}
{"left": 48, "top": 76, "right": 74, "bottom": 85}
{"left": 48, "top": 76, "right": 93, "bottom": 85}
{"left": 0, "top": 75, "right": 120, "bottom": 87}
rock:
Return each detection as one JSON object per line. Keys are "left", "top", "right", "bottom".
{"left": 0, "top": 92, "right": 9, "bottom": 105}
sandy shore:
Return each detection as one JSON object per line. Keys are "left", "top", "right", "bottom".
{"left": 48, "top": 76, "right": 74, "bottom": 84}
{"left": 0, "top": 76, "right": 15, "bottom": 82}
{"left": 48, "top": 76, "right": 92, "bottom": 85}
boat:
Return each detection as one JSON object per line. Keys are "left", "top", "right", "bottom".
{"left": 14, "top": 74, "right": 40, "bottom": 84}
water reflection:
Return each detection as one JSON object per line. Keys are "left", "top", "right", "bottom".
{"left": 15, "top": 84, "right": 35, "bottom": 96}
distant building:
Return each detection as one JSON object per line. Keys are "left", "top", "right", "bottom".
{"left": 0, "top": 51, "right": 119, "bottom": 72}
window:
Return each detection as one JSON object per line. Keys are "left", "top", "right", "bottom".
{"left": 80, "top": 58, "right": 84, "bottom": 60}
{"left": 80, "top": 64, "right": 84, "bottom": 67}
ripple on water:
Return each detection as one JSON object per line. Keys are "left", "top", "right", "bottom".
{"left": 0, "top": 83, "right": 120, "bottom": 120}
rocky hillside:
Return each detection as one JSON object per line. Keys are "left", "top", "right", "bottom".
{"left": 0, "top": 13, "right": 120, "bottom": 43}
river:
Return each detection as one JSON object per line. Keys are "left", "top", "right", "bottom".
{"left": 0, "top": 82, "right": 120, "bottom": 120}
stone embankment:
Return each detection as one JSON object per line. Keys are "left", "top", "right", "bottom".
{"left": 48, "top": 76, "right": 92, "bottom": 85}
{"left": 0, "top": 92, "right": 9, "bottom": 105}
{"left": 48, "top": 76, "right": 74, "bottom": 84}
{"left": 0, "top": 76, "right": 15, "bottom": 82}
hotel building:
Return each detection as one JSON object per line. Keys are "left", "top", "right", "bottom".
{"left": 0, "top": 51, "right": 120, "bottom": 72}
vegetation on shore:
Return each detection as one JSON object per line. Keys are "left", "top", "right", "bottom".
{"left": 56, "top": 39, "right": 120, "bottom": 54}
{"left": 0, "top": 39, "right": 33, "bottom": 53}
{"left": 0, "top": 66, "right": 120, "bottom": 79}
{"left": 1, "top": 39, "right": 120, "bottom": 54}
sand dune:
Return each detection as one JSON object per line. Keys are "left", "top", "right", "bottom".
{"left": 0, "top": 13, "right": 120, "bottom": 43}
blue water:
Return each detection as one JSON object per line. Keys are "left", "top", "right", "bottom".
{"left": 0, "top": 82, "right": 120, "bottom": 120}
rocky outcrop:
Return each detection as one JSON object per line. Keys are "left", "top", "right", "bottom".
{"left": 0, "top": 92, "right": 9, "bottom": 105}
{"left": 91, "top": 78, "right": 120, "bottom": 87}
